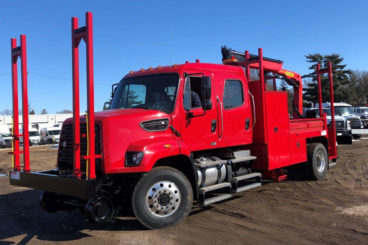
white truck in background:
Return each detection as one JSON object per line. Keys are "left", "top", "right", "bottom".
{"left": 19, "top": 128, "right": 41, "bottom": 146}
{"left": 353, "top": 106, "right": 368, "bottom": 128}
{"left": 0, "top": 125, "right": 12, "bottom": 148}
{"left": 40, "top": 126, "right": 61, "bottom": 144}
{"left": 334, "top": 103, "right": 364, "bottom": 139}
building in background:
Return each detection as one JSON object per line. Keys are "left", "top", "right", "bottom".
{"left": 0, "top": 114, "right": 72, "bottom": 134}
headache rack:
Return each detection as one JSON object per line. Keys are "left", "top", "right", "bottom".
{"left": 9, "top": 12, "right": 101, "bottom": 199}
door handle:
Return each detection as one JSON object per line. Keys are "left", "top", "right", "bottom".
{"left": 211, "top": 120, "right": 217, "bottom": 133}
{"left": 216, "top": 96, "right": 223, "bottom": 138}
{"left": 245, "top": 118, "right": 250, "bottom": 130}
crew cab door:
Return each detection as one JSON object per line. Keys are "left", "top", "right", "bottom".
{"left": 180, "top": 74, "right": 218, "bottom": 151}
{"left": 219, "top": 75, "right": 253, "bottom": 146}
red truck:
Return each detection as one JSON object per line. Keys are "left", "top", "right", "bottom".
{"left": 9, "top": 12, "right": 337, "bottom": 229}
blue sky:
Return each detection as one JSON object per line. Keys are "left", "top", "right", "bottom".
{"left": 1, "top": 0, "right": 368, "bottom": 113}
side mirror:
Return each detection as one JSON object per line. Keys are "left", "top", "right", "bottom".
{"left": 103, "top": 101, "right": 111, "bottom": 110}
{"left": 187, "top": 108, "right": 205, "bottom": 118}
{"left": 111, "top": 83, "right": 119, "bottom": 98}
{"left": 201, "top": 77, "right": 212, "bottom": 110}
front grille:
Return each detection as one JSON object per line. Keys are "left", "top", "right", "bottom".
{"left": 57, "top": 123, "right": 101, "bottom": 175}
{"left": 348, "top": 118, "right": 361, "bottom": 129}
{"left": 335, "top": 120, "right": 345, "bottom": 130}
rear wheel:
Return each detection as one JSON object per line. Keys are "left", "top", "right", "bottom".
{"left": 132, "top": 166, "right": 193, "bottom": 229}
{"left": 353, "top": 134, "right": 362, "bottom": 139}
{"left": 307, "top": 143, "right": 328, "bottom": 180}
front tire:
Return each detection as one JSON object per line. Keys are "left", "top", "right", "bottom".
{"left": 132, "top": 166, "right": 193, "bottom": 229}
{"left": 307, "top": 143, "right": 328, "bottom": 180}
{"left": 353, "top": 134, "right": 362, "bottom": 139}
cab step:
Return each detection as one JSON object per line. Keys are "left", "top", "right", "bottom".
{"left": 232, "top": 172, "right": 262, "bottom": 193}
{"left": 231, "top": 156, "right": 257, "bottom": 164}
{"left": 199, "top": 182, "right": 232, "bottom": 206}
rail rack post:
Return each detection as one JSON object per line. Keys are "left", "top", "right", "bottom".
{"left": 72, "top": 12, "right": 100, "bottom": 179}
{"left": 317, "top": 62, "right": 337, "bottom": 158}
{"left": 10, "top": 35, "right": 30, "bottom": 172}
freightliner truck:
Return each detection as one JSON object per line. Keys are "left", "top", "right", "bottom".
{"left": 9, "top": 12, "right": 337, "bottom": 229}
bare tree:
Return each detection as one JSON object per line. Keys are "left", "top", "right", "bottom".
{"left": 1, "top": 109, "right": 12, "bottom": 115}
{"left": 58, "top": 109, "right": 72, "bottom": 114}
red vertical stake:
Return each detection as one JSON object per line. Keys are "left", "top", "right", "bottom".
{"left": 72, "top": 17, "right": 81, "bottom": 178}
{"left": 258, "top": 48, "right": 267, "bottom": 143}
{"left": 11, "top": 38, "right": 20, "bottom": 171}
{"left": 328, "top": 62, "right": 337, "bottom": 157}
{"left": 20, "top": 35, "right": 30, "bottom": 172}
{"left": 317, "top": 63, "right": 323, "bottom": 118}
{"left": 258, "top": 48, "right": 265, "bottom": 91}
{"left": 244, "top": 50, "right": 250, "bottom": 80}
{"left": 86, "top": 12, "right": 96, "bottom": 179}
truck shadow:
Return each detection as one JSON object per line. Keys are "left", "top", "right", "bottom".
{"left": 0, "top": 175, "right": 312, "bottom": 244}
{"left": 0, "top": 189, "right": 146, "bottom": 244}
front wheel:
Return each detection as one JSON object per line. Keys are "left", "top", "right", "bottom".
{"left": 132, "top": 166, "right": 193, "bottom": 229}
{"left": 307, "top": 143, "right": 328, "bottom": 180}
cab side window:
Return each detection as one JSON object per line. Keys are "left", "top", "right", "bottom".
{"left": 223, "top": 80, "right": 243, "bottom": 109}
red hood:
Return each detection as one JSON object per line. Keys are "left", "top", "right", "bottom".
{"left": 63, "top": 109, "right": 170, "bottom": 124}
{"left": 94, "top": 109, "right": 169, "bottom": 121}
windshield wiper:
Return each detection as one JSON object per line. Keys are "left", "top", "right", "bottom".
{"left": 129, "top": 105, "right": 150, "bottom": 110}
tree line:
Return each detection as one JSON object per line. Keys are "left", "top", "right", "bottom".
{"left": 303, "top": 53, "right": 368, "bottom": 106}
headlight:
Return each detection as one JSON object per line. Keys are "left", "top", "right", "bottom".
{"left": 140, "top": 119, "right": 169, "bottom": 132}
{"left": 125, "top": 152, "right": 144, "bottom": 167}
{"left": 347, "top": 120, "right": 351, "bottom": 130}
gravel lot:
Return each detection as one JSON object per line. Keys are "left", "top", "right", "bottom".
{"left": 0, "top": 141, "right": 367, "bottom": 245}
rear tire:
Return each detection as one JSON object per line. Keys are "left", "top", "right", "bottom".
{"left": 307, "top": 143, "right": 328, "bottom": 180}
{"left": 353, "top": 134, "right": 362, "bottom": 139}
{"left": 132, "top": 166, "right": 193, "bottom": 229}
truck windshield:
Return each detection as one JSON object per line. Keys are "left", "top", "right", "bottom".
{"left": 49, "top": 130, "right": 60, "bottom": 135}
{"left": 29, "top": 131, "right": 39, "bottom": 136}
{"left": 110, "top": 73, "right": 179, "bottom": 114}
{"left": 309, "top": 108, "right": 331, "bottom": 117}
{"left": 358, "top": 108, "right": 368, "bottom": 114}
{"left": 335, "top": 106, "right": 352, "bottom": 116}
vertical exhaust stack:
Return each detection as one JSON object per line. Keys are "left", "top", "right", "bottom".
{"left": 10, "top": 35, "right": 30, "bottom": 172}
{"left": 71, "top": 12, "right": 101, "bottom": 180}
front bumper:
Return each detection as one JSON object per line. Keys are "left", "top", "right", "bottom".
{"left": 1, "top": 142, "right": 12, "bottom": 148}
{"left": 336, "top": 129, "right": 351, "bottom": 137}
{"left": 10, "top": 170, "right": 97, "bottom": 200}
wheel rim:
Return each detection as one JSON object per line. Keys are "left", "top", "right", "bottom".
{"left": 146, "top": 181, "right": 181, "bottom": 217}
{"left": 316, "top": 151, "right": 326, "bottom": 173}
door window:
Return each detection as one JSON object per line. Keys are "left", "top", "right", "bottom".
{"left": 183, "top": 77, "right": 207, "bottom": 110}
{"left": 223, "top": 80, "right": 244, "bottom": 109}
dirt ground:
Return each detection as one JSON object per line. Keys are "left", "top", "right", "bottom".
{"left": 0, "top": 141, "right": 367, "bottom": 245}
